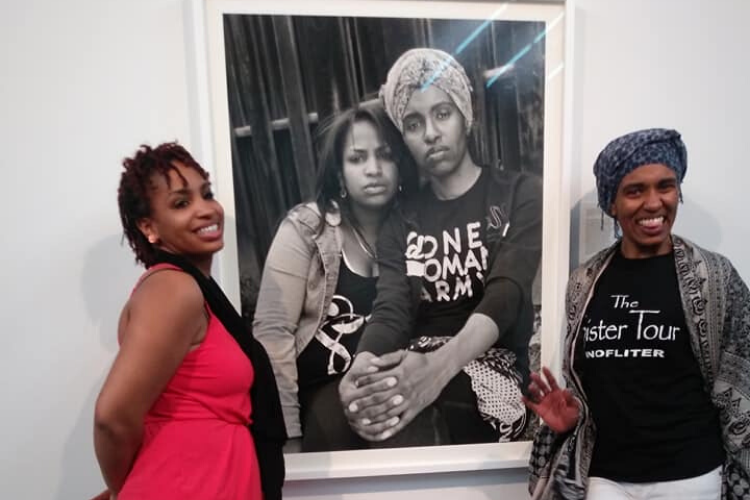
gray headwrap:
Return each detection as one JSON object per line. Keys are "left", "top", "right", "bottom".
{"left": 593, "top": 128, "right": 688, "bottom": 216}
{"left": 379, "top": 48, "right": 473, "bottom": 132}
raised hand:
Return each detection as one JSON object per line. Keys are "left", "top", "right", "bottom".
{"left": 522, "top": 367, "right": 580, "bottom": 434}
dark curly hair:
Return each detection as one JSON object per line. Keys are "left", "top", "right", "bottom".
{"left": 117, "top": 142, "right": 208, "bottom": 267}
{"left": 314, "top": 100, "right": 419, "bottom": 233}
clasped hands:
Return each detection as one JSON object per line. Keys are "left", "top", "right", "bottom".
{"left": 338, "top": 350, "right": 447, "bottom": 441}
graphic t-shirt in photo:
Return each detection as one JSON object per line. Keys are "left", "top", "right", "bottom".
{"left": 406, "top": 168, "right": 491, "bottom": 338}
{"left": 581, "top": 249, "right": 724, "bottom": 482}
{"left": 297, "top": 252, "right": 376, "bottom": 389}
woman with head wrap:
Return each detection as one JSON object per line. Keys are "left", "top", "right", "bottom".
{"left": 338, "top": 48, "right": 543, "bottom": 445}
{"left": 525, "top": 128, "right": 750, "bottom": 499}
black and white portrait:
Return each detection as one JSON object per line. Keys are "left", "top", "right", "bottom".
{"left": 200, "top": 0, "right": 568, "bottom": 470}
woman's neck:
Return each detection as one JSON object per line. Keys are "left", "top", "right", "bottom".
{"left": 429, "top": 157, "right": 482, "bottom": 200}
{"left": 618, "top": 235, "right": 673, "bottom": 260}
{"left": 348, "top": 203, "right": 385, "bottom": 240}
{"left": 155, "top": 246, "right": 213, "bottom": 276}
{"left": 195, "top": 259, "right": 212, "bottom": 277}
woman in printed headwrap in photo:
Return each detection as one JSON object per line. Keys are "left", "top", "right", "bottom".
{"left": 338, "top": 48, "right": 543, "bottom": 446}
{"left": 252, "top": 102, "right": 418, "bottom": 452}
{"left": 525, "top": 129, "right": 750, "bottom": 500}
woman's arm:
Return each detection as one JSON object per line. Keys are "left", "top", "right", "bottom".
{"left": 345, "top": 176, "right": 543, "bottom": 433}
{"left": 355, "top": 209, "right": 417, "bottom": 355}
{"left": 340, "top": 211, "right": 417, "bottom": 437}
{"left": 476, "top": 173, "right": 543, "bottom": 346}
{"left": 715, "top": 260, "right": 750, "bottom": 477}
{"left": 93, "top": 271, "right": 205, "bottom": 493}
{"left": 253, "top": 217, "right": 314, "bottom": 439}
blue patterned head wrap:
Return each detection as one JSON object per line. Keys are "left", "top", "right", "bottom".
{"left": 593, "top": 128, "right": 687, "bottom": 216}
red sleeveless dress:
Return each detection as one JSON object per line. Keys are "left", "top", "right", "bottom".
{"left": 118, "top": 264, "right": 261, "bottom": 499}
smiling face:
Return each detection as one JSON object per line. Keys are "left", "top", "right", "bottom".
{"left": 138, "top": 161, "right": 224, "bottom": 272}
{"left": 610, "top": 163, "right": 679, "bottom": 259}
{"left": 340, "top": 119, "right": 400, "bottom": 213}
{"left": 401, "top": 86, "right": 470, "bottom": 180}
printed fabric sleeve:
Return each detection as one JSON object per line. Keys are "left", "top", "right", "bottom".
{"left": 715, "top": 260, "right": 750, "bottom": 493}
{"left": 356, "top": 210, "right": 418, "bottom": 356}
{"left": 474, "top": 173, "right": 543, "bottom": 339}
{"left": 252, "top": 216, "right": 312, "bottom": 438}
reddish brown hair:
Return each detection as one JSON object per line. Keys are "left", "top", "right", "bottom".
{"left": 117, "top": 142, "right": 208, "bottom": 267}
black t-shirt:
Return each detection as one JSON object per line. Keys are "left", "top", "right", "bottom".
{"left": 582, "top": 249, "right": 724, "bottom": 482}
{"left": 407, "top": 168, "right": 491, "bottom": 337}
{"left": 297, "top": 253, "right": 377, "bottom": 389}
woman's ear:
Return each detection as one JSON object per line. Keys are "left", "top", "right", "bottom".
{"left": 137, "top": 218, "right": 159, "bottom": 245}
{"left": 338, "top": 173, "right": 348, "bottom": 199}
{"left": 609, "top": 203, "right": 617, "bottom": 218}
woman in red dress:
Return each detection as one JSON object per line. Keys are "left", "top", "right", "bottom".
{"left": 93, "top": 143, "right": 284, "bottom": 500}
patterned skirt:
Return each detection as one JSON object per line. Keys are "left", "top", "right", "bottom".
{"left": 408, "top": 335, "right": 527, "bottom": 441}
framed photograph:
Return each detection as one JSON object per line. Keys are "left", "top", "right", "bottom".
{"left": 188, "top": 0, "right": 571, "bottom": 479}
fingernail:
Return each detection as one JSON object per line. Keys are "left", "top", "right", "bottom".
{"left": 379, "top": 430, "right": 392, "bottom": 440}
{"left": 370, "top": 357, "right": 380, "bottom": 363}
{"left": 387, "top": 416, "right": 400, "bottom": 426}
{"left": 349, "top": 402, "right": 359, "bottom": 412}
{"left": 361, "top": 418, "right": 372, "bottom": 425}
{"left": 367, "top": 366, "right": 378, "bottom": 373}
{"left": 386, "top": 377, "right": 397, "bottom": 387}
{"left": 392, "top": 395, "right": 404, "bottom": 405}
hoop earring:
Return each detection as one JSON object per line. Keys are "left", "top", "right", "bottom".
{"left": 398, "top": 184, "right": 403, "bottom": 193}
{"left": 339, "top": 185, "right": 348, "bottom": 199}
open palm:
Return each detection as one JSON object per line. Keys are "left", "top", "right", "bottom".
{"left": 522, "top": 367, "right": 580, "bottom": 434}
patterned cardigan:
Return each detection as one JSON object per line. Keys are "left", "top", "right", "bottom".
{"left": 528, "top": 235, "right": 750, "bottom": 499}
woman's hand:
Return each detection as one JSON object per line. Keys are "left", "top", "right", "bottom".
{"left": 349, "top": 350, "right": 450, "bottom": 440}
{"left": 522, "top": 367, "right": 580, "bottom": 434}
{"left": 339, "top": 351, "right": 406, "bottom": 441}
{"left": 88, "top": 489, "right": 113, "bottom": 500}
{"left": 282, "top": 437, "right": 303, "bottom": 454}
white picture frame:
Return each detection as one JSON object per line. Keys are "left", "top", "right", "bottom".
{"left": 186, "top": 0, "right": 572, "bottom": 480}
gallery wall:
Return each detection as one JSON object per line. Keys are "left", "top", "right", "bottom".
{"left": 1, "top": 0, "right": 748, "bottom": 498}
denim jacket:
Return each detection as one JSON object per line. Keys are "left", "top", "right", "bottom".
{"left": 253, "top": 202, "right": 342, "bottom": 438}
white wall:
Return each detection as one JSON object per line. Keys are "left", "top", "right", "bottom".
{"left": 0, "top": 1, "right": 193, "bottom": 498}
{"left": 1, "top": 0, "right": 749, "bottom": 498}
{"left": 569, "top": 0, "right": 750, "bottom": 273}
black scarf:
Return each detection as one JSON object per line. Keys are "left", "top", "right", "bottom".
{"left": 152, "top": 251, "right": 287, "bottom": 500}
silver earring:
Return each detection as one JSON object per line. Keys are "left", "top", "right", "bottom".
{"left": 340, "top": 186, "right": 348, "bottom": 199}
